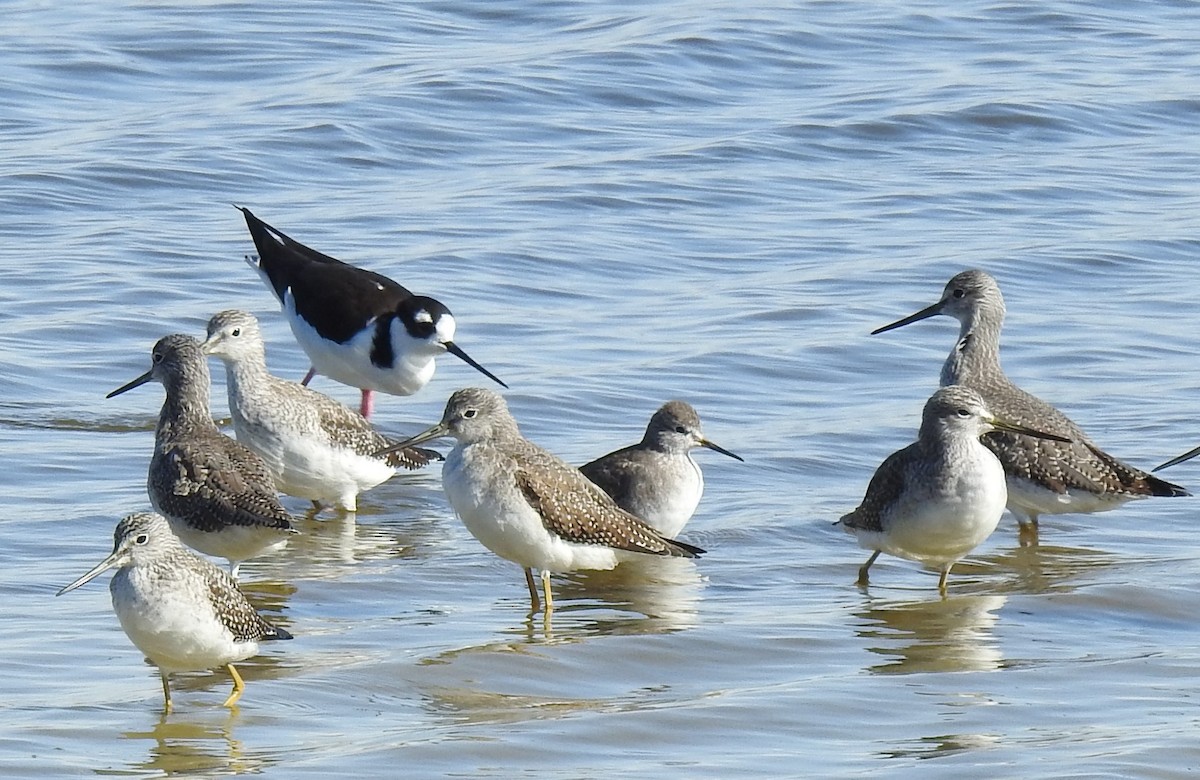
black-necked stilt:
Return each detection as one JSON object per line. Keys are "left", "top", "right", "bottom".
{"left": 237, "top": 206, "right": 506, "bottom": 419}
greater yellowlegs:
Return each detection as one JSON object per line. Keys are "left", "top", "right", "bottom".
{"left": 579, "top": 400, "right": 743, "bottom": 537}
{"left": 201, "top": 309, "right": 441, "bottom": 512}
{"left": 108, "top": 334, "right": 296, "bottom": 577}
{"left": 57, "top": 513, "right": 292, "bottom": 711}
{"left": 836, "top": 385, "right": 1071, "bottom": 592}
{"left": 376, "top": 388, "right": 704, "bottom": 613}
{"left": 238, "top": 207, "right": 506, "bottom": 418}
{"left": 872, "top": 269, "right": 1188, "bottom": 538}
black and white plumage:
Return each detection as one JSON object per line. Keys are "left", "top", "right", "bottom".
{"left": 56, "top": 513, "right": 292, "bottom": 711}
{"left": 201, "top": 309, "right": 441, "bottom": 513}
{"left": 836, "top": 386, "right": 1071, "bottom": 592}
{"left": 579, "top": 400, "right": 743, "bottom": 538}
{"left": 108, "top": 334, "right": 295, "bottom": 577}
{"left": 237, "top": 207, "right": 506, "bottom": 419}
{"left": 873, "top": 269, "right": 1188, "bottom": 539}
{"left": 376, "top": 387, "right": 704, "bottom": 614}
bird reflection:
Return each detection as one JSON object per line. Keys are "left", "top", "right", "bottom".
{"left": 122, "top": 710, "right": 265, "bottom": 776}
{"left": 855, "top": 593, "right": 1007, "bottom": 674}
{"left": 533, "top": 556, "right": 704, "bottom": 637}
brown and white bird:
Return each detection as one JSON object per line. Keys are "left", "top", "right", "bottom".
{"left": 108, "top": 334, "right": 296, "bottom": 577}
{"left": 201, "top": 309, "right": 440, "bottom": 513}
{"left": 376, "top": 388, "right": 704, "bottom": 613}
{"left": 580, "top": 400, "right": 742, "bottom": 538}
{"left": 57, "top": 513, "right": 292, "bottom": 711}
{"left": 872, "top": 269, "right": 1187, "bottom": 540}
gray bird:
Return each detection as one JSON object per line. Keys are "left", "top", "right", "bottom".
{"left": 108, "top": 334, "right": 296, "bottom": 577}
{"left": 873, "top": 269, "right": 1187, "bottom": 541}
{"left": 201, "top": 309, "right": 440, "bottom": 513}
{"left": 57, "top": 513, "right": 292, "bottom": 711}
{"left": 377, "top": 388, "right": 704, "bottom": 614}
{"left": 580, "top": 400, "right": 742, "bottom": 537}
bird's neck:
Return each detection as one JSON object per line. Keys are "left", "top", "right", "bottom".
{"left": 157, "top": 380, "right": 218, "bottom": 440}
{"left": 941, "top": 310, "right": 1004, "bottom": 387}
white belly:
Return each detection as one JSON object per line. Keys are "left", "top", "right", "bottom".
{"left": 443, "top": 445, "right": 620, "bottom": 573}
{"left": 285, "top": 293, "right": 436, "bottom": 395}
{"left": 110, "top": 567, "right": 258, "bottom": 673}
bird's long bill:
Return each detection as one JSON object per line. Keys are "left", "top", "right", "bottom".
{"left": 56, "top": 552, "right": 120, "bottom": 596}
{"left": 444, "top": 341, "right": 508, "bottom": 389}
{"left": 701, "top": 438, "right": 745, "bottom": 462}
{"left": 107, "top": 369, "right": 154, "bottom": 399}
{"left": 374, "top": 421, "right": 451, "bottom": 457}
{"left": 989, "top": 418, "right": 1072, "bottom": 444}
{"left": 1153, "top": 445, "right": 1200, "bottom": 473}
{"left": 871, "top": 300, "right": 945, "bottom": 335}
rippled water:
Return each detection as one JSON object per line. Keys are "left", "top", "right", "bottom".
{"left": 5, "top": 1, "right": 1200, "bottom": 776}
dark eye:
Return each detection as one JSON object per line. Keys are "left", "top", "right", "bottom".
{"left": 231, "top": 327, "right": 241, "bottom": 337}
{"left": 952, "top": 288, "right": 965, "bottom": 299}
{"left": 134, "top": 534, "right": 149, "bottom": 545}
{"left": 152, "top": 352, "right": 164, "bottom": 364}
{"left": 463, "top": 408, "right": 478, "bottom": 419}
{"left": 956, "top": 408, "right": 971, "bottom": 417}
{"left": 675, "top": 425, "right": 687, "bottom": 434}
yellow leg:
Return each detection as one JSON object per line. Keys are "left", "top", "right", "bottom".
{"left": 222, "top": 664, "right": 246, "bottom": 708}
{"left": 937, "top": 564, "right": 952, "bottom": 595}
{"left": 160, "top": 672, "right": 173, "bottom": 714}
{"left": 524, "top": 567, "right": 541, "bottom": 613}
{"left": 857, "top": 550, "right": 880, "bottom": 586}
{"left": 540, "top": 570, "right": 554, "bottom": 615}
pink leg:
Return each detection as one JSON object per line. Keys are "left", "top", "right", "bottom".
{"left": 301, "top": 367, "right": 317, "bottom": 386}
{"left": 359, "top": 389, "right": 374, "bottom": 419}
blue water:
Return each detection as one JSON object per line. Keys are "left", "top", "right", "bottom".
{"left": 4, "top": 1, "right": 1200, "bottom": 776}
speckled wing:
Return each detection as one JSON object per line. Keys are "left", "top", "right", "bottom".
{"left": 204, "top": 569, "right": 293, "bottom": 642}
{"left": 838, "top": 444, "right": 918, "bottom": 534}
{"left": 313, "top": 398, "right": 441, "bottom": 470}
{"left": 155, "top": 438, "right": 294, "bottom": 533}
{"left": 513, "top": 449, "right": 702, "bottom": 558}
{"left": 975, "top": 378, "right": 1187, "bottom": 497}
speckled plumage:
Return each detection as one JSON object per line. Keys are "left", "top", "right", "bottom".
{"left": 837, "top": 386, "right": 1068, "bottom": 591}
{"left": 579, "top": 400, "right": 743, "bottom": 537}
{"left": 202, "top": 310, "right": 440, "bottom": 512}
{"left": 377, "top": 388, "right": 703, "bottom": 613}
{"left": 873, "top": 269, "right": 1188, "bottom": 534}
{"left": 108, "top": 334, "right": 295, "bottom": 576}
{"left": 56, "top": 513, "right": 292, "bottom": 711}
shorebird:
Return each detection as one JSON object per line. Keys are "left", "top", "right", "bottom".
{"left": 376, "top": 388, "right": 704, "bottom": 614}
{"left": 579, "top": 400, "right": 743, "bottom": 538}
{"left": 872, "top": 269, "right": 1188, "bottom": 539}
{"left": 237, "top": 206, "right": 506, "bottom": 418}
{"left": 57, "top": 513, "right": 293, "bottom": 711}
{"left": 201, "top": 309, "right": 441, "bottom": 513}
{"left": 108, "top": 334, "right": 296, "bottom": 577}
{"left": 836, "top": 385, "right": 1071, "bottom": 592}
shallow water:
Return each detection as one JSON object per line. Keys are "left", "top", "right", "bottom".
{"left": 5, "top": 1, "right": 1200, "bottom": 777}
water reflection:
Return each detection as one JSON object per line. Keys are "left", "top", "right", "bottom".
{"left": 120, "top": 711, "right": 270, "bottom": 776}
{"left": 855, "top": 593, "right": 1007, "bottom": 675}
{"left": 540, "top": 556, "right": 704, "bottom": 636}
